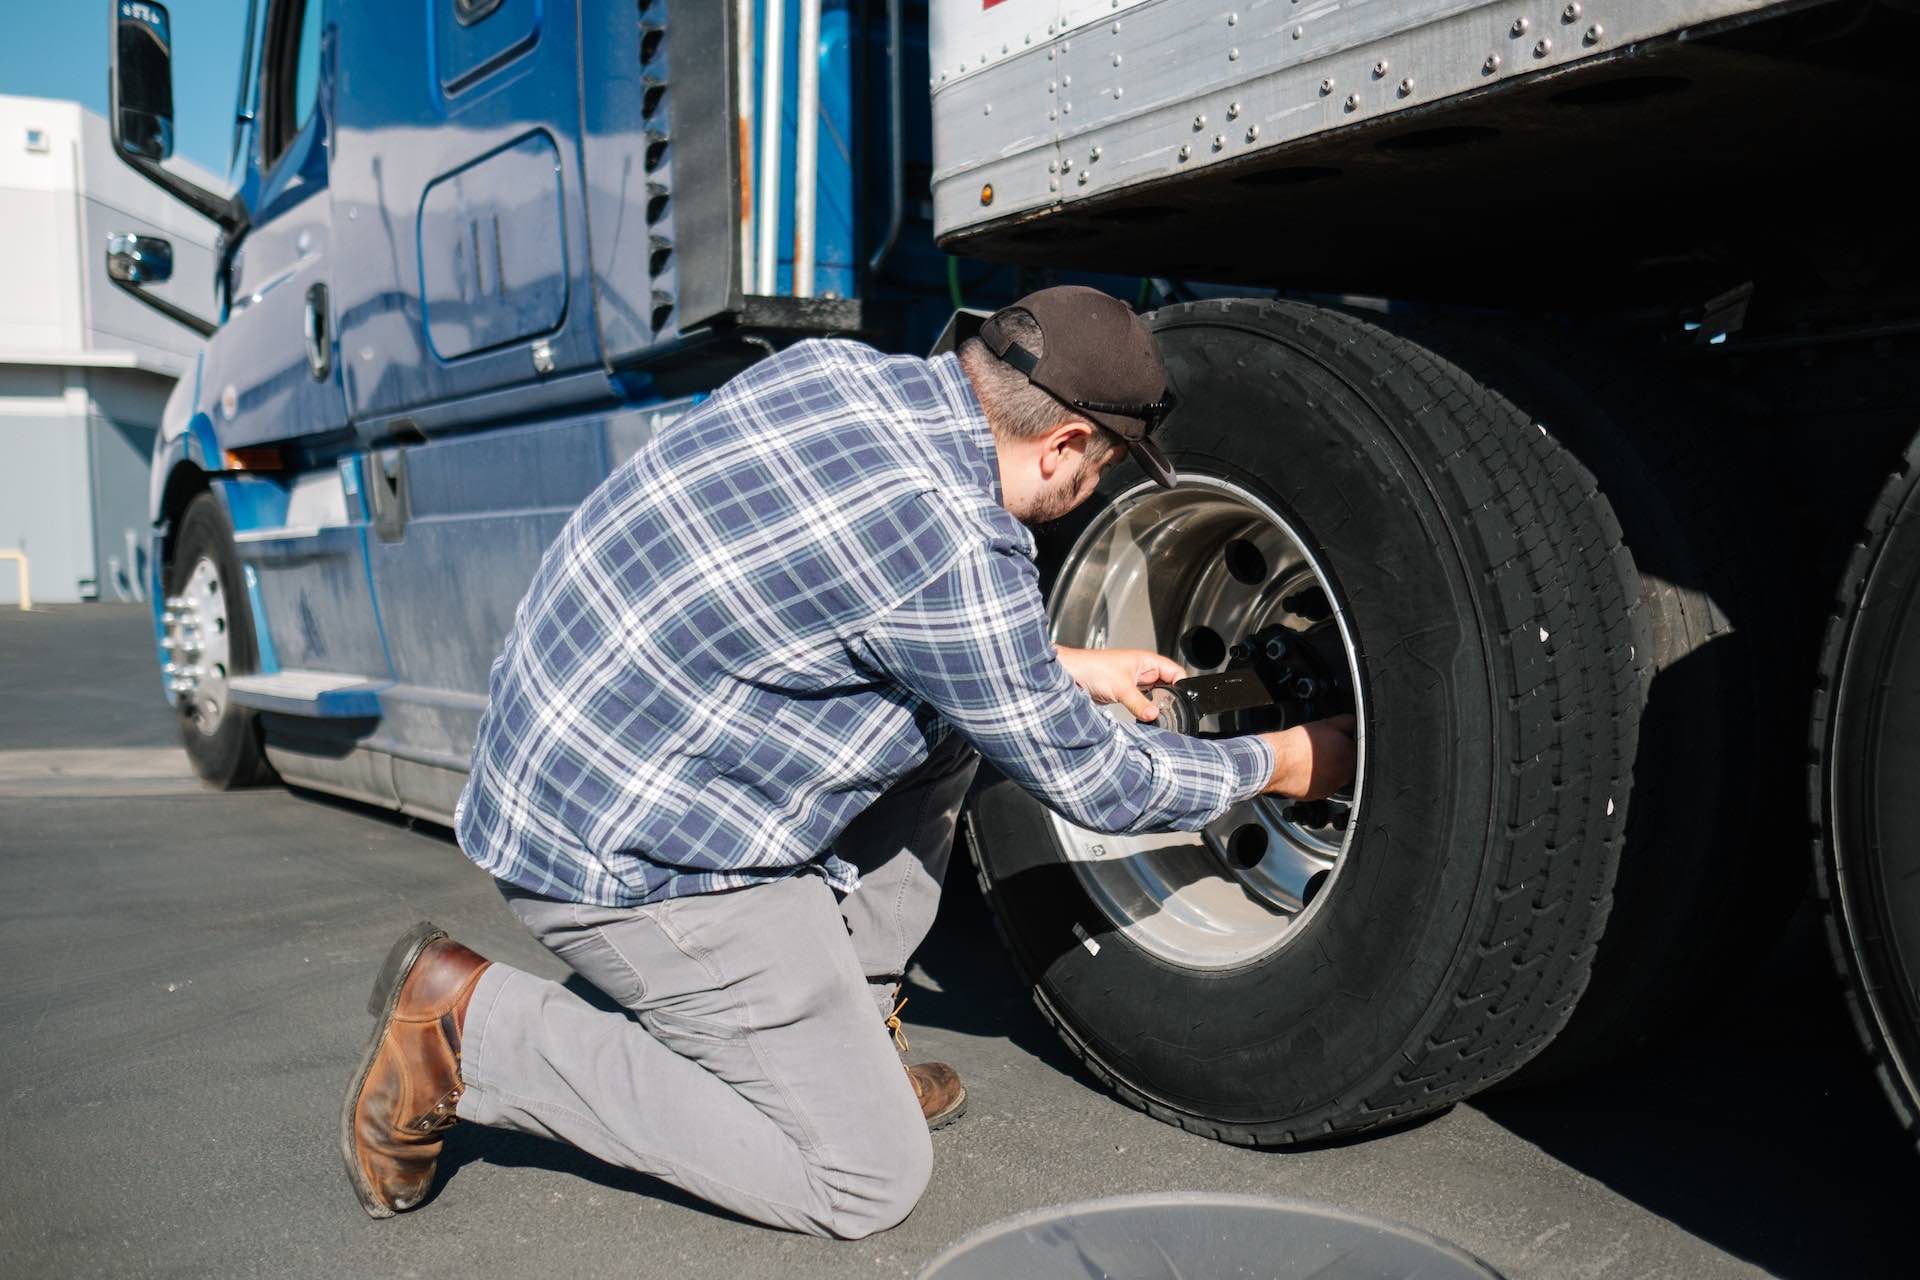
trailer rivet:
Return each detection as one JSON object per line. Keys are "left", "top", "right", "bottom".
{"left": 1245, "top": 124, "right": 1260, "bottom": 141}
{"left": 1293, "top": 25, "right": 1303, "bottom": 39}
{"left": 1227, "top": 11, "right": 1238, "bottom": 25}
{"left": 1228, "top": 46, "right": 1239, "bottom": 60}
{"left": 1194, "top": 113, "right": 1207, "bottom": 129}
{"left": 980, "top": 183, "right": 994, "bottom": 205}
{"left": 1373, "top": 60, "right": 1388, "bottom": 77}
{"left": 1483, "top": 53, "right": 1501, "bottom": 73}
{"left": 1048, "top": 159, "right": 1058, "bottom": 173}
{"left": 1090, "top": 145, "right": 1102, "bottom": 160}
{"left": 1398, "top": 77, "right": 1414, "bottom": 96}
{"left": 1112, "top": 21, "right": 1121, "bottom": 34}
{"left": 1063, "top": 101, "right": 1071, "bottom": 112}
{"left": 1344, "top": 93, "right": 1359, "bottom": 111}
{"left": 1319, "top": 77, "right": 1335, "bottom": 94}
{"left": 1562, "top": 2, "right": 1581, "bottom": 20}
{"left": 1114, "top": 86, "right": 1124, "bottom": 98}
{"left": 1212, "top": 133, "right": 1225, "bottom": 150}
{"left": 1178, "top": 144, "right": 1191, "bottom": 160}
{"left": 1584, "top": 23, "right": 1603, "bottom": 43}
{"left": 1078, "top": 169, "right": 1089, "bottom": 185}
{"left": 1048, "top": 109, "right": 1057, "bottom": 121}
{"left": 1534, "top": 37, "right": 1551, "bottom": 56}
{"left": 1048, "top": 80, "right": 1056, "bottom": 92}
{"left": 1112, "top": 52, "right": 1122, "bottom": 66}
{"left": 1227, "top": 102, "right": 1241, "bottom": 119}
{"left": 1062, "top": 74, "right": 1071, "bottom": 86}
{"left": 1511, "top": 16, "right": 1529, "bottom": 35}
{"left": 1050, "top": 178, "right": 1060, "bottom": 191}
{"left": 532, "top": 341, "right": 555, "bottom": 374}
{"left": 983, "top": 103, "right": 992, "bottom": 115}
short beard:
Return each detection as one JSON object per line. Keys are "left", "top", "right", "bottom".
{"left": 1015, "top": 450, "right": 1100, "bottom": 528}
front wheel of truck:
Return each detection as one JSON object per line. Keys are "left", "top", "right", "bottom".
{"left": 163, "top": 492, "right": 274, "bottom": 789}
{"left": 964, "top": 299, "right": 1647, "bottom": 1144}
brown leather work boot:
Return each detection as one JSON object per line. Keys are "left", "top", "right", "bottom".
{"left": 884, "top": 988, "right": 966, "bottom": 1129}
{"left": 907, "top": 1062, "right": 967, "bottom": 1130}
{"left": 340, "top": 921, "right": 490, "bottom": 1218}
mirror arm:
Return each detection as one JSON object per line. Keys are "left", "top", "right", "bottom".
{"left": 114, "top": 149, "right": 248, "bottom": 239}
{"left": 107, "top": 274, "right": 216, "bottom": 339}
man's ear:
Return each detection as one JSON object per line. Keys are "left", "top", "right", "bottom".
{"left": 1039, "top": 420, "right": 1095, "bottom": 480}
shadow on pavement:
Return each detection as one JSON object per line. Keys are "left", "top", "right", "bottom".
{"left": 1476, "top": 906, "right": 1913, "bottom": 1280}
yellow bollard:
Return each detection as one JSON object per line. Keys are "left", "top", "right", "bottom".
{"left": 0, "top": 550, "right": 30, "bottom": 611}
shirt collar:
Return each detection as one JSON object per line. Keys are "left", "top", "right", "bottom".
{"left": 927, "top": 352, "right": 1002, "bottom": 506}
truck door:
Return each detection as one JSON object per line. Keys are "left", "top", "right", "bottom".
{"left": 327, "top": 0, "right": 599, "bottom": 427}
{"left": 203, "top": 0, "right": 349, "bottom": 454}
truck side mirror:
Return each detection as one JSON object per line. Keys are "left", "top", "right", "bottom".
{"left": 106, "top": 233, "right": 175, "bottom": 285}
{"left": 114, "top": 1, "right": 176, "bottom": 163}
{"left": 103, "top": 230, "right": 211, "bottom": 337}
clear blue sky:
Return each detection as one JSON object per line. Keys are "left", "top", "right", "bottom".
{"left": 0, "top": 1, "right": 254, "bottom": 177}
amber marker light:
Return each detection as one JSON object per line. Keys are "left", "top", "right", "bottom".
{"left": 223, "top": 447, "right": 287, "bottom": 472}
{"left": 980, "top": 183, "right": 994, "bottom": 206}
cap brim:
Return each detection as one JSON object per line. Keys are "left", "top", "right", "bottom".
{"left": 1131, "top": 437, "right": 1177, "bottom": 488}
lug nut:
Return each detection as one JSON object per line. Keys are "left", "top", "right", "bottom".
{"left": 1293, "top": 675, "right": 1320, "bottom": 699}
{"left": 1264, "top": 636, "right": 1289, "bottom": 661}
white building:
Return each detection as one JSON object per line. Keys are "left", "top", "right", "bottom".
{"left": 0, "top": 94, "right": 219, "bottom": 605}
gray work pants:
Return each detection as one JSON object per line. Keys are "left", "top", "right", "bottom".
{"left": 453, "top": 734, "right": 980, "bottom": 1239}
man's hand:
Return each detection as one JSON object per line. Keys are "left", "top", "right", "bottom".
{"left": 1259, "top": 715, "right": 1358, "bottom": 800}
{"left": 1055, "top": 644, "right": 1184, "bottom": 723}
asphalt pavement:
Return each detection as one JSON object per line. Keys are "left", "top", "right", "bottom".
{"left": 0, "top": 604, "right": 1910, "bottom": 1279}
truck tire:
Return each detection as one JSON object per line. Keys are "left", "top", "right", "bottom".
{"left": 965, "top": 299, "right": 1647, "bottom": 1144}
{"left": 165, "top": 493, "right": 274, "bottom": 789}
{"left": 1812, "top": 430, "right": 1920, "bottom": 1148}
{"left": 1368, "top": 317, "right": 1793, "bottom": 1081}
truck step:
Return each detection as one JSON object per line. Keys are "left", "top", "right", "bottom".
{"left": 227, "top": 671, "right": 386, "bottom": 718}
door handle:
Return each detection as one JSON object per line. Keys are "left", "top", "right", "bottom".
{"left": 304, "top": 282, "right": 331, "bottom": 381}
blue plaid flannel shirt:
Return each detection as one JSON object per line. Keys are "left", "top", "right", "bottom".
{"left": 456, "top": 339, "right": 1276, "bottom": 905}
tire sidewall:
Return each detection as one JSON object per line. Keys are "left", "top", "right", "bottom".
{"left": 1823, "top": 462, "right": 1920, "bottom": 1130}
{"left": 973, "top": 310, "right": 1505, "bottom": 1126}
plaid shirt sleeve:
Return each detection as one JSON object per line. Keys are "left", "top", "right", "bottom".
{"left": 855, "top": 539, "right": 1276, "bottom": 834}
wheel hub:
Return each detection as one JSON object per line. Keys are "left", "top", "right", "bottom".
{"left": 162, "top": 555, "right": 233, "bottom": 736}
{"left": 1047, "top": 477, "right": 1366, "bottom": 969}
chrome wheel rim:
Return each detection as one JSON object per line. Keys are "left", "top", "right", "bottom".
{"left": 162, "top": 555, "right": 233, "bottom": 736}
{"left": 1045, "top": 476, "right": 1366, "bottom": 970}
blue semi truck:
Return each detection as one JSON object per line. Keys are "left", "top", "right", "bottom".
{"left": 107, "top": 0, "right": 1920, "bottom": 1150}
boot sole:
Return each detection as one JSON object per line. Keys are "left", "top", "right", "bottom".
{"left": 340, "top": 920, "right": 447, "bottom": 1220}
{"left": 928, "top": 1090, "right": 968, "bottom": 1132}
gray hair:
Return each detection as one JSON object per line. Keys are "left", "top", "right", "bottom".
{"left": 959, "top": 311, "right": 1119, "bottom": 464}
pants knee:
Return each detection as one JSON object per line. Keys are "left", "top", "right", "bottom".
{"left": 821, "top": 1121, "right": 932, "bottom": 1240}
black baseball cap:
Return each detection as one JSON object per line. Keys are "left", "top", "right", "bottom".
{"left": 978, "top": 285, "right": 1179, "bottom": 488}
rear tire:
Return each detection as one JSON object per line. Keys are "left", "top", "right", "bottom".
{"left": 166, "top": 493, "right": 274, "bottom": 789}
{"left": 966, "top": 299, "right": 1647, "bottom": 1144}
{"left": 1813, "top": 429, "right": 1920, "bottom": 1147}
{"left": 1369, "top": 316, "right": 1794, "bottom": 1080}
